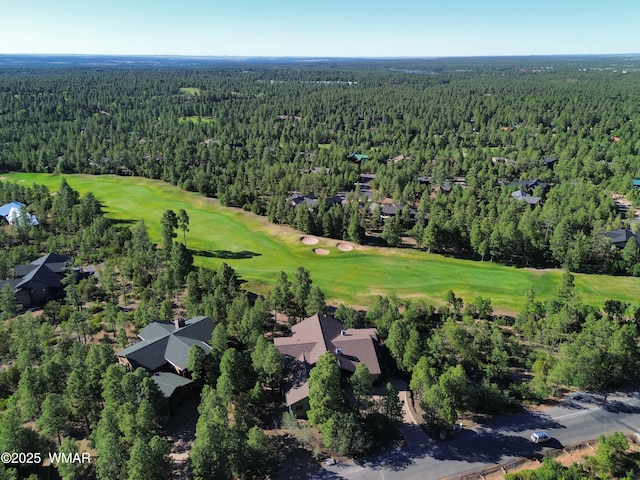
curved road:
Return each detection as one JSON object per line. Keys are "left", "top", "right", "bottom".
{"left": 320, "top": 389, "right": 640, "bottom": 480}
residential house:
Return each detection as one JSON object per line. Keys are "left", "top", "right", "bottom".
{"left": 290, "top": 193, "right": 318, "bottom": 207}
{"left": 347, "top": 152, "right": 369, "bottom": 162}
{"left": 389, "top": 154, "right": 411, "bottom": 164}
{"left": 289, "top": 193, "right": 346, "bottom": 208}
{"left": 543, "top": 157, "right": 557, "bottom": 169}
{"left": 491, "top": 156, "right": 514, "bottom": 166}
{"left": 0, "top": 253, "right": 72, "bottom": 308}
{"left": 116, "top": 316, "right": 216, "bottom": 374}
{"left": 604, "top": 229, "right": 640, "bottom": 249}
{"left": 510, "top": 178, "right": 548, "bottom": 193}
{"left": 274, "top": 314, "right": 381, "bottom": 418}
{"left": 151, "top": 371, "right": 196, "bottom": 416}
{"left": 0, "top": 201, "right": 38, "bottom": 226}
{"left": 511, "top": 190, "right": 542, "bottom": 206}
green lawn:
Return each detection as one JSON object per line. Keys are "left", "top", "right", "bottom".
{"left": 3, "top": 172, "right": 639, "bottom": 314}
{"left": 179, "top": 87, "right": 201, "bottom": 95}
{"left": 178, "top": 116, "right": 214, "bottom": 124}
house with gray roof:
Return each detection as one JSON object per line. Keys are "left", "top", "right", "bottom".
{"left": 511, "top": 190, "right": 542, "bottom": 206}
{"left": 0, "top": 253, "right": 71, "bottom": 308}
{"left": 116, "top": 316, "right": 215, "bottom": 374}
{"left": 151, "top": 371, "right": 195, "bottom": 416}
{"left": 510, "top": 178, "right": 548, "bottom": 192}
{"left": 274, "top": 314, "right": 381, "bottom": 417}
{"left": 605, "top": 228, "right": 640, "bottom": 249}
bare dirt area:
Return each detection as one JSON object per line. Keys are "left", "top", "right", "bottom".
{"left": 313, "top": 248, "right": 329, "bottom": 255}
{"left": 611, "top": 192, "right": 640, "bottom": 219}
{"left": 301, "top": 236, "right": 319, "bottom": 245}
{"left": 165, "top": 398, "right": 200, "bottom": 480}
{"left": 336, "top": 242, "right": 354, "bottom": 252}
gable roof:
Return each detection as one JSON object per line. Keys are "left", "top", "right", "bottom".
{"left": 0, "top": 202, "right": 26, "bottom": 218}
{"left": 510, "top": 178, "right": 548, "bottom": 191}
{"left": 290, "top": 193, "right": 318, "bottom": 207}
{"left": 274, "top": 314, "right": 381, "bottom": 408}
{"left": 11, "top": 253, "right": 71, "bottom": 291}
{"left": 347, "top": 152, "right": 369, "bottom": 162}
{"left": 117, "top": 316, "right": 215, "bottom": 372}
{"left": 605, "top": 228, "right": 640, "bottom": 247}
{"left": 511, "top": 190, "right": 541, "bottom": 205}
{"left": 275, "top": 314, "right": 380, "bottom": 375}
{"left": 151, "top": 372, "right": 194, "bottom": 398}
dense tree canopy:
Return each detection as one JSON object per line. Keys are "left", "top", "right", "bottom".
{"left": 1, "top": 57, "right": 640, "bottom": 273}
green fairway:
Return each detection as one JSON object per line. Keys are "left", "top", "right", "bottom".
{"left": 178, "top": 116, "right": 214, "bottom": 124}
{"left": 3, "top": 172, "right": 639, "bottom": 314}
{"left": 179, "top": 87, "right": 201, "bottom": 95}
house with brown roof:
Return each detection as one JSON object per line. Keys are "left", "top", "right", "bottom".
{"left": 274, "top": 314, "right": 381, "bottom": 417}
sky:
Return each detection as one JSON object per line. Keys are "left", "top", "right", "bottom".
{"left": 1, "top": 0, "right": 639, "bottom": 57}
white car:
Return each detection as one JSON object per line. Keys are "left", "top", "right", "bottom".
{"left": 530, "top": 431, "right": 551, "bottom": 444}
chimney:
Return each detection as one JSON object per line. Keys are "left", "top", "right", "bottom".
{"left": 335, "top": 347, "right": 342, "bottom": 355}
{"left": 174, "top": 318, "right": 186, "bottom": 329}
{"left": 341, "top": 329, "right": 347, "bottom": 336}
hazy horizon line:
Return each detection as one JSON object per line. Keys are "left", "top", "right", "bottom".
{"left": 2, "top": 52, "right": 640, "bottom": 60}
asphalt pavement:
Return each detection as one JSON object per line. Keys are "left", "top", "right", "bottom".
{"left": 319, "top": 388, "right": 640, "bottom": 480}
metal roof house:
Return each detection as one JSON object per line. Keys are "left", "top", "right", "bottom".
{"left": 116, "top": 316, "right": 216, "bottom": 374}
{"left": 0, "top": 253, "right": 71, "bottom": 308}
{"left": 604, "top": 228, "right": 640, "bottom": 249}
{"left": 0, "top": 201, "right": 38, "bottom": 226}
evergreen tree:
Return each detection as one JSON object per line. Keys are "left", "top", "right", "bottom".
{"left": 381, "top": 215, "right": 403, "bottom": 247}
{"left": 37, "top": 393, "right": 69, "bottom": 444}
{"left": 177, "top": 208, "right": 190, "bottom": 247}
{"left": 160, "top": 209, "right": 178, "bottom": 258}
{"left": 308, "top": 352, "right": 345, "bottom": 427}
{"left": 0, "top": 283, "right": 20, "bottom": 321}
{"left": 349, "top": 363, "right": 374, "bottom": 410}
{"left": 127, "top": 435, "right": 172, "bottom": 480}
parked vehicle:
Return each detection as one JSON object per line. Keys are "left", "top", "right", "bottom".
{"left": 529, "top": 431, "right": 551, "bottom": 443}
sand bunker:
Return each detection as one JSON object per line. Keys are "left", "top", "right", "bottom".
{"left": 301, "top": 236, "right": 319, "bottom": 245}
{"left": 313, "top": 248, "right": 329, "bottom": 255}
{"left": 336, "top": 243, "right": 353, "bottom": 252}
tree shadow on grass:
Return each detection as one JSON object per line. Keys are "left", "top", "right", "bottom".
{"left": 190, "top": 248, "right": 261, "bottom": 260}
{"left": 110, "top": 218, "right": 137, "bottom": 226}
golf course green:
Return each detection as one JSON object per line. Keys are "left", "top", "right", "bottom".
{"left": 3, "top": 172, "right": 638, "bottom": 315}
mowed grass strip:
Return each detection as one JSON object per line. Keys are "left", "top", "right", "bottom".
{"left": 178, "top": 87, "right": 201, "bottom": 95}
{"left": 5, "top": 172, "right": 639, "bottom": 314}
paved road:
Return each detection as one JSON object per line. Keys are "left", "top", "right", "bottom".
{"left": 318, "top": 389, "right": 640, "bottom": 480}
{"left": 391, "top": 379, "right": 431, "bottom": 449}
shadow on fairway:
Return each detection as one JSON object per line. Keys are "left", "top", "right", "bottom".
{"left": 190, "top": 248, "right": 261, "bottom": 260}
{"left": 110, "top": 218, "right": 137, "bottom": 226}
